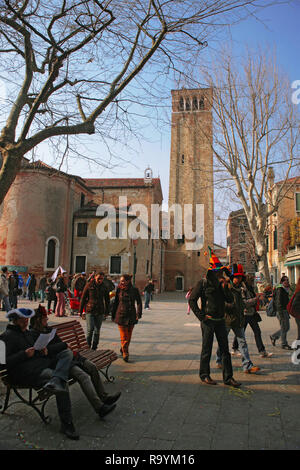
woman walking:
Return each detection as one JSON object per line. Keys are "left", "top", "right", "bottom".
{"left": 241, "top": 274, "right": 273, "bottom": 358}
{"left": 55, "top": 273, "right": 67, "bottom": 317}
{"left": 112, "top": 275, "right": 142, "bottom": 362}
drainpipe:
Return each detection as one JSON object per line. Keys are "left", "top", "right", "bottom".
{"left": 69, "top": 214, "right": 75, "bottom": 275}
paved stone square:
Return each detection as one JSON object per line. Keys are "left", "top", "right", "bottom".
{"left": 0, "top": 293, "right": 300, "bottom": 450}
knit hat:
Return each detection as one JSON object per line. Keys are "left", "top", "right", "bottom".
{"left": 207, "top": 246, "right": 231, "bottom": 276}
{"left": 6, "top": 308, "right": 35, "bottom": 321}
{"left": 231, "top": 263, "right": 246, "bottom": 279}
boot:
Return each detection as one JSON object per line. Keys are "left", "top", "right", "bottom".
{"left": 60, "top": 421, "right": 80, "bottom": 440}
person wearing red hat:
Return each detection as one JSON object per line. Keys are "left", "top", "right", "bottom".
{"left": 215, "top": 264, "right": 261, "bottom": 374}
{"left": 189, "top": 248, "right": 241, "bottom": 388}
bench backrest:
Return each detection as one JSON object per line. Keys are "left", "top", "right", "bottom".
{"left": 54, "top": 320, "right": 88, "bottom": 352}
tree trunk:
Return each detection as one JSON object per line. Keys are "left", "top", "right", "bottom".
{"left": 0, "top": 149, "right": 23, "bottom": 204}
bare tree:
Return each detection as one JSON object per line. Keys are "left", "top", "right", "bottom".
{"left": 202, "top": 47, "right": 300, "bottom": 283}
{"left": 0, "top": 0, "right": 284, "bottom": 204}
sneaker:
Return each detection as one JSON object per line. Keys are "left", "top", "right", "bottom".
{"left": 231, "top": 349, "right": 241, "bottom": 357}
{"left": 281, "top": 344, "right": 292, "bottom": 350}
{"left": 270, "top": 335, "right": 277, "bottom": 347}
{"left": 244, "top": 366, "right": 260, "bottom": 374}
{"left": 60, "top": 422, "right": 80, "bottom": 440}
{"left": 260, "top": 351, "right": 273, "bottom": 358}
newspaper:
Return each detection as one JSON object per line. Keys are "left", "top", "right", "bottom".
{"left": 33, "top": 329, "right": 56, "bottom": 350}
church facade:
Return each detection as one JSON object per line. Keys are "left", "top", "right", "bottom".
{"left": 0, "top": 88, "right": 214, "bottom": 291}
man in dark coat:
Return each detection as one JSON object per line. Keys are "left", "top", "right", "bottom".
{"left": 79, "top": 272, "right": 110, "bottom": 350}
{"left": 189, "top": 247, "right": 241, "bottom": 387}
{"left": 0, "top": 307, "right": 79, "bottom": 440}
{"left": 215, "top": 265, "right": 261, "bottom": 374}
{"left": 270, "top": 275, "right": 293, "bottom": 350}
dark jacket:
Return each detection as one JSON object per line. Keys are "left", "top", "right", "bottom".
{"left": 103, "top": 278, "right": 115, "bottom": 293}
{"left": 56, "top": 278, "right": 67, "bottom": 293}
{"left": 0, "top": 324, "right": 66, "bottom": 387}
{"left": 189, "top": 271, "right": 233, "bottom": 322}
{"left": 144, "top": 283, "right": 155, "bottom": 294}
{"left": 28, "top": 276, "right": 37, "bottom": 293}
{"left": 274, "top": 285, "right": 290, "bottom": 313}
{"left": 39, "top": 277, "right": 47, "bottom": 290}
{"left": 74, "top": 276, "right": 86, "bottom": 293}
{"left": 224, "top": 284, "right": 245, "bottom": 329}
{"left": 79, "top": 279, "right": 110, "bottom": 316}
{"left": 112, "top": 285, "right": 142, "bottom": 326}
{"left": 46, "top": 282, "right": 56, "bottom": 301}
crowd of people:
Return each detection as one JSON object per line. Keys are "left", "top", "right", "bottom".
{"left": 0, "top": 256, "right": 300, "bottom": 441}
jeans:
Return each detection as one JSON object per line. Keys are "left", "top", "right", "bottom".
{"left": 40, "top": 289, "right": 46, "bottom": 302}
{"left": 216, "top": 326, "right": 253, "bottom": 371}
{"left": 144, "top": 291, "right": 151, "bottom": 309}
{"left": 38, "top": 349, "right": 74, "bottom": 424}
{"left": 86, "top": 314, "right": 103, "bottom": 350}
{"left": 1, "top": 295, "right": 11, "bottom": 312}
{"left": 271, "top": 310, "right": 290, "bottom": 346}
{"left": 70, "top": 360, "right": 107, "bottom": 413}
{"left": 200, "top": 319, "right": 233, "bottom": 383}
{"left": 232, "top": 316, "right": 266, "bottom": 353}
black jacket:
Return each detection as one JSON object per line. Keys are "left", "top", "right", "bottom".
{"left": 112, "top": 285, "right": 142, "bottom": 326}
{"left": 0, "top": 324, "right": 66, "bottom": 387}
{"left": 189, "top": 271, "right": 233, "bottom": 321}
{"left": 274, "top": 285, "right": 290, "bottom": 313}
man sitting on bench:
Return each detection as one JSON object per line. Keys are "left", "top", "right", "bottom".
{"left": 0, "top": 307, "right": 79, "bottom": 440}
{"left": 30, "top": 305, "right": 121, "bottom": 419}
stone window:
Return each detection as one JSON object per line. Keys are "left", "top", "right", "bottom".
{"left": 192, "top": 97, "right": 198, "bottom": 110}
{"left": 110, "top": 256, "right": 122, "bottom": 275}
{"left": 46, "top": 239, "right": 56, "bottom": 269}
{"left": 199, "top": 97, "right": 204, "bottom": 110}
{"left": 179, "top": 97, "right": 184, "bottom": 111}
{"left": 239, "top": 231, "right": 246, "bottom": 244}
{"left": 75, "top": 255, "right": 86, "bottom": 273}
{"left": 185, "top": 98, "right": 191, "bottom": 111}
{"left": 77, "top": 222, "right": 88, "bottom": 237}
{"left": 45, "top": 236, "right": 59, "bottom": 270}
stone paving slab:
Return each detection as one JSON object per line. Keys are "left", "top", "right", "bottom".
{"left": 0, "top": 294, "right": 300, "bottom": 451}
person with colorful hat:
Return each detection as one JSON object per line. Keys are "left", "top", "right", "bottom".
{"left": 0, "top": 307, "right": 79, "bottom": 440}
{"left": 215, "top": 264, "right": 261, "bottom": 374}
{"left": 189, "top": 247, "right": 241, "bottom": 388}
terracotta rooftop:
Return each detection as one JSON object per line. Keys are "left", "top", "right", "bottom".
{"left": 84, "top": 178, "right": 161, "bottom": 188}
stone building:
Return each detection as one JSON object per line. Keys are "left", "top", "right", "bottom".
{"left": 226, "top": 209, "right": 257, "bottom": 275}
{"left": 164, "top": 88, "right": 214, "bottom": 291}
{"left": 267, "top": 174, "right": 300, "bottom": 285}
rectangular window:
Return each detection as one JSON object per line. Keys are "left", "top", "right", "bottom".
{"left": 273, "top": 227, "right": 278, "bottom": 250}
{"left": 77, "top": 222, "right": 88, "bottom": 237}
{"left": 238, "top": 232, "right": 246, "bottom": 244}
{"left": 296, "top": 193, "right": 300, "bottom": 212}
{"left": 80, "top": 193, "right": 85, "bottom": 208}
{"left": 240, "top": 252, "right": 246, "bottom": 264}
{"left": 110, "top": 256, "right": 121, "bottom": 275}
{"left": 111, "top": 220, "right": 123, "bottom": 238}
{"left": 75, "top": 256, "right": 86, "bottom": 273}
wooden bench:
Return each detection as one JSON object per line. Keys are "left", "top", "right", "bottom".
{"left": 54, "top": 320, "right": 118, "bottom": 383}
{"left": 0, "top": 320, "right": 118, "bottom": 424}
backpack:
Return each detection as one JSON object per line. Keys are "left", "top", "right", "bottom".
{"left": 287, "top": 293, "right": 297, "bottom": 318}
{"left": 266, "top": 298, "right": 276, "bottom": 317}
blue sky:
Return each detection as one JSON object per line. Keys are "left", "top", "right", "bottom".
{"left": 41, "top": 1, "right": 300, "bottom": 245}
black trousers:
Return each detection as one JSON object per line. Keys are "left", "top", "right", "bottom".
{"left": 200, "top": 319, "right": 233, "bottom": 383}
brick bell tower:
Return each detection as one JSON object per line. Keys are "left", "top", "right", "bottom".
{"left": 165, "top": 88, "right": 214, "bottom": 291}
